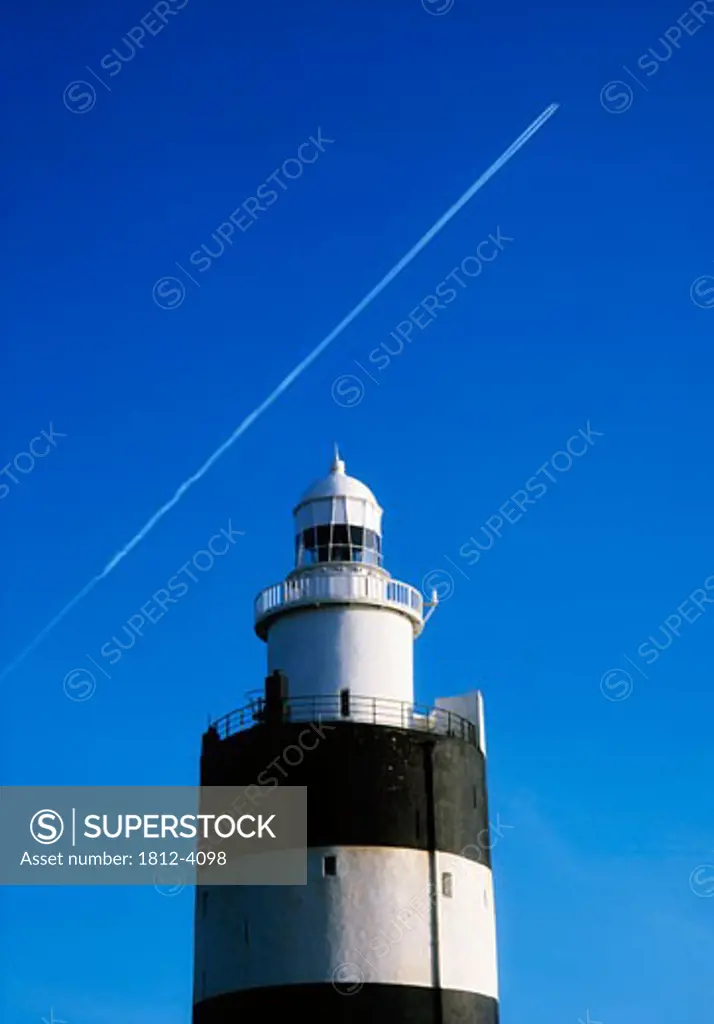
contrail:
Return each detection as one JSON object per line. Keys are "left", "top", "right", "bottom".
{"left": 0, "top": 102, "right": 559, "bottom": 682}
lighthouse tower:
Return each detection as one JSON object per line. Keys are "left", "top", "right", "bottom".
{"left": 193, "top": 453, "right": 500, "bottom": 1024}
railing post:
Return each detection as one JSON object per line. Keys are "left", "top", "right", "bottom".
{"left": 373, "top": 696, "right": 376, "bottom": 724}
{"left": 447, "top": 711, "right": 452, "bottom": 736}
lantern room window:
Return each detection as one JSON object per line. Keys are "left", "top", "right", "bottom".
{"left": 296, "top": 524, "right": 382, "bottom": 567}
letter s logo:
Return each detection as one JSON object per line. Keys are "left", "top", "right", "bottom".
{"left": 599, "top": 81, "right": 634, "bottom": 115}
{"left": 30, "top": 809, "right": 65, "bottom": 844}
{"left": 63, "top": 81, "right": 97, "bottom": 114}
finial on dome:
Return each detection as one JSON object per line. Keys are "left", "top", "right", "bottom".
{"left": 331, "top": 443, "right": 345, "bottom": 475}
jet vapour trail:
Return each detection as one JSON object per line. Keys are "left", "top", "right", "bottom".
{"left": 0, "top": 102, "right": 559, "bottom": 683}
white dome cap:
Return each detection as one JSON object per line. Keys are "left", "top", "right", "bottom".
{"left": 294, "top": 447, "right": 380, "bottom": 513}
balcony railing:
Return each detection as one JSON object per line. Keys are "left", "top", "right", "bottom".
{"left": 210, "top": 693, "right": 478, "bottom": 746}
{"left": 254, "top": 572, "right": 424, "bottom": 637}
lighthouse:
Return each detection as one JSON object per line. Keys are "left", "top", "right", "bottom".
{"left": 192, "top": 452, "right": 500, "bottom": 1023}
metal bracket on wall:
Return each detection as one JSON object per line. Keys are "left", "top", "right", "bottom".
{"left": 423, "top": 588, "right": 440, "bottom": 626}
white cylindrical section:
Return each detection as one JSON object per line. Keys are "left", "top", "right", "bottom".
{"left": 267, "top": 606, "right": 414, "bottom": 708}
{"left": 436, "top": 850, "right": 498, "bottom": 996}
{"left": 193, "top": 847, "right": 497, "bottom": 1001}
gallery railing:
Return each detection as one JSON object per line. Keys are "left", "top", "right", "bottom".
{"left": 211, "top": 693, "right": 478, "bottom": 746}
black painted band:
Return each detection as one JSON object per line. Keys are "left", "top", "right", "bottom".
{"left": 200, "top": 721, "right": 492, "bottom": 866}
{"left": 194, "top": 983, "right": 499, "bottom": 1023}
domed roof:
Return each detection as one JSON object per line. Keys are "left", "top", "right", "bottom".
{"left": 294, "top": 449, "right": 380, "bottom": 511}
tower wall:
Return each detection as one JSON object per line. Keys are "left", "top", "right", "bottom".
{"left": 193, "top": 721, "right": 499, "bottom": 1024}
{"left": 266, "top": 606, "right": 414, "bottom": 705}
{"left": 194, "top": 849, "right": 496, "bottom": 997}
{"left": 194, "top": 457, "right": 500, "bottom": 1022}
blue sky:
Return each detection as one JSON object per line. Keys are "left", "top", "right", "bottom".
{"left": 2, "top": 0, "right": 714, "bottom": 1021}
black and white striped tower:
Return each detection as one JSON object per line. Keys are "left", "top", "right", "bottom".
{"left": 193, "top": 451, "right": 499, "bottom": 1023}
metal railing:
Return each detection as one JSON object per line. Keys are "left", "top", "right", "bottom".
{"left": 211, "top": 693, "right": 478, "bottom": 746}
{"left": 254, "top": 573, "right": 424, "bottom": 625}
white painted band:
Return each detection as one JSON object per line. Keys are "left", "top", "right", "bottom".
{"left": 194, "top": 846, "right": 498, "bottom": 1002}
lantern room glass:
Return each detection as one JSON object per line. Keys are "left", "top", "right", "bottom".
{"left": 296, "top": 524, "right": 382, "bottom": 567}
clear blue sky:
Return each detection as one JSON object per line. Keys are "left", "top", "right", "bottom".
{"left": 2, "top": 0, "right": 714, "bottom": 1021}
